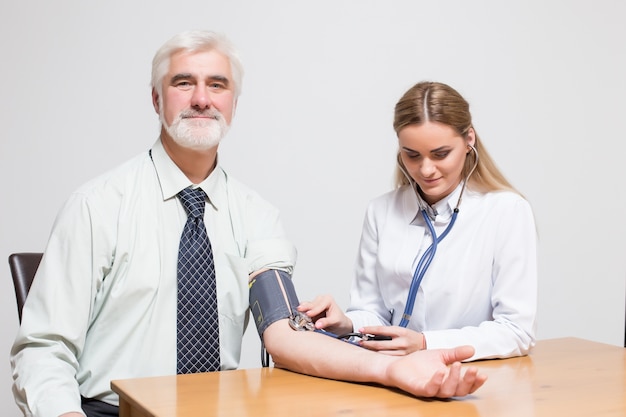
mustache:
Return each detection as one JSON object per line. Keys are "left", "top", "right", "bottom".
{"left": 179, "top": 108, "right": 223, "bottom": 120}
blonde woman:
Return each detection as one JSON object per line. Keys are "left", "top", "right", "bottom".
{"left": 300, "top": 81, "right": 537, "bottom": 361}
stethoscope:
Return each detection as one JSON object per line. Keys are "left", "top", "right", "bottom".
{"left": 397, "top": 144, "right": 479, "bottom": 328}
{"left": 284, "top": 144, "right": 479, "bottom": 354}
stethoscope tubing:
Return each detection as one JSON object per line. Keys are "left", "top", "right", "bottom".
{"left": 399, "top": 208, "right": 458, "bottom": 327}
{"left": 397, "top": 145, "right": 478, "bottom": 328}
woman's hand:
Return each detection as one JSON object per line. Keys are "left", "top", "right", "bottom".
{"left": 359, "top": 325, "right": 426, "bottom": 355}
{"left": 297, "top": 294, "right": 353, "bottom": 335}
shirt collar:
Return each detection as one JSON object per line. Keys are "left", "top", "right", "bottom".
{"left": 149, "top": 138, "right": 225, "bottom": 211}
{"left": 432, "top": 182, "right": 464, "bottom": 220}
{"left": 408, "top": 181, "right": 464, "bottom": 225}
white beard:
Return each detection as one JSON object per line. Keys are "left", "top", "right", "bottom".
{"left": 160, "top": 107, "right": 229, "bottom": 150}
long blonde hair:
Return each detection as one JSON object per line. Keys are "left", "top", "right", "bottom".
{"left": 393, "top": 81, "right": 519, "bottom": 196}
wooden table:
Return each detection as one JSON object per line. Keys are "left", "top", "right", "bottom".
{"left": 112, "top": 338, "right": 626, "bottom": 417}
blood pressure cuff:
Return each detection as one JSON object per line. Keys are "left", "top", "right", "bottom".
{"left": 249, "top": 269, "right": 300, "bottom": 337}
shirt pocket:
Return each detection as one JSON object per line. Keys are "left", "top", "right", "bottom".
{"left": 217, "top": 252, "right": 249, "bottom": 329}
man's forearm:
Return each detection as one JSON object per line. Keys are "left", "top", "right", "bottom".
{"left": 263, "top": 319, "right": 487, "bottom": 398}
{"left": 264, "top": 319, "right": 388, "bottom": 382}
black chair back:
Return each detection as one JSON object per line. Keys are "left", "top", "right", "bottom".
{"left": 8, "top": 252, "right": 43, "bottom": 323}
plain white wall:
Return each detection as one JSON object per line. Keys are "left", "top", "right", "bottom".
{"left": 1, "top": 0, "right": 625, "bottom": 414}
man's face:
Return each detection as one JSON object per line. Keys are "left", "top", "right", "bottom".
{"left": 154, "top": 49, "right": 236, "bottom": 150}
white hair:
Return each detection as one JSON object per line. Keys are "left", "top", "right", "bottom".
{"left": 151, "top": 30, "right": 244, "bottom": 99}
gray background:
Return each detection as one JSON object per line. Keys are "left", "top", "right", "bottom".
{"left": 1, "top": 1, "right": 625, "bottom": 414}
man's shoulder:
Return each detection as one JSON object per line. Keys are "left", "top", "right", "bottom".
{"left": 73, "top": 151, "right": 152, "bottom": 197}
{"left": 61, "top": 151, "right": 154, "bottom": 214}
{"left": 219, "top": 168, "right": 278, "bottom": 210}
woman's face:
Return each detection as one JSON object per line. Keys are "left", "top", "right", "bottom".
{"left": 398, "top": 122, "right": 475, "bottom": 205}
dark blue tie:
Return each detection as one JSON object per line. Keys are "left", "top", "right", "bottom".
{"left": 177, "top": 187, "right": 220, "bottom": 373}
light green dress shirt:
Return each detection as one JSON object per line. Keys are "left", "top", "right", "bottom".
{"left": 11, "top": 139, "right": 296, "bottom": 417}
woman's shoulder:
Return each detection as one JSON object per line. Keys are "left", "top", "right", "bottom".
{"left": 489, "top": 189, "right": 529, "bottom": 204}
{"left": 467, "top": 188, "right": 533, "bottom": 213}
{"left": 361, "top": 187, "right": 418, "bottom": 223}
{"left": 367, "top": 186, "right": 411, "bottom": 206}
